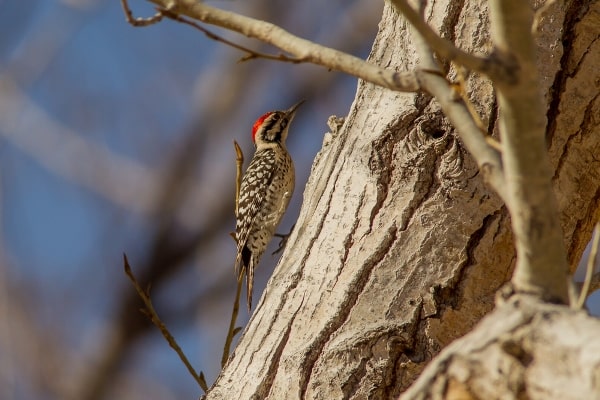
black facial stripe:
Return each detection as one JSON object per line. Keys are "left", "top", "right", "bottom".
{"left": 261, "top": 113, "right": 287, "bottom": 142}
{"left": 266, "top": 124, "right": 281, "bottom": 142}
{"left": 262, "top": 117, "right": 278, "bottom": 137}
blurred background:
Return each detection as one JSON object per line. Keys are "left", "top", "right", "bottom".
{"left": 1, "top": 1, "right": 598, "bottom": 400}
{"left": 0, "top": 0, "right": 382, "bottom": 399}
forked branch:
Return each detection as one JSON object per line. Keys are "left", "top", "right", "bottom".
{"left": 402, "top": 2, "right": 506, "bottom": 200}
{"left": 123, "top": 0, "right": 423, "bottom": 92}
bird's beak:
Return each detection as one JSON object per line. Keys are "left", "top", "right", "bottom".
{"left": 285, "top": 99, "right": 306, "bottom": 117}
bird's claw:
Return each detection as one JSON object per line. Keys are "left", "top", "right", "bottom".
{"left": 272, "top": 224, "right": 295, "bottom": 255}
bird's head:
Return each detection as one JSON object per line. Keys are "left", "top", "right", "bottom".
{"left": 251, "top": 100, "right": 305, "bottom": 149}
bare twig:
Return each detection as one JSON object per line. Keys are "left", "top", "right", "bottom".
{"left": 576, "top": 222, "right": 600, "bottom": 309}
{"left": 142, "top": 0, "right": 422, "bottom": 92}
{"left": 453, "top": 67, "right": 486, "bottom": 133}
{"left": 388, "top": 0, "right": 514, "bottom": 82}
{"left": 123, "top": 254, "right": 209, "bottom": 393}
{"left": 120, "top": 0, "right": 164, "bottom": 26}
{"left": 160, "top": 11, "right": 304, "bottom": 64}
{"left": 402, "top": 0, "right": 507, "bottom": 201}
{"left": 221, "top": 276, "right": 244, "bottom": 368}
{"left": 452, "top": 66, "right": 503, "bottom": 152}
{"left": 234, "top": 141, "right": 244, "bottom": 218}
{"left": 221, "top": 141, "right": 246, "bottom": 366}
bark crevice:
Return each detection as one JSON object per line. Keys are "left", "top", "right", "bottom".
{"left": 298, "top": 225, "right": 398, "bottom": 398}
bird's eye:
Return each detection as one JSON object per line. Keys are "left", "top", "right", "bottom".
{"left": 272, "top": 114, "right": 280, "bottom": 121}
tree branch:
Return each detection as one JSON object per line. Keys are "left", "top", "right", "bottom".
{"left": 389, "top": 0, "right": 485, "bottom": 68}
{"left": 122, "top": 0, "right": 307, "bottom": 64}
{"left": 388, "top": 0, "right": 515, "bottom": 82}
{"left": 404, "top": 1, "right": 507, "bottom": 200}
{"left": 123, "top": 254, "right": 208, "bottom": 393}
{"left": 488, "top": 0, "right": 569, "bottom": 302}
{"left": 139, "top": 0, "right": 422, "bottom": 92}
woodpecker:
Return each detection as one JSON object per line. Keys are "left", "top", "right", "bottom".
{"left": 235, "top": 100, "right": 304, "bottom": 310}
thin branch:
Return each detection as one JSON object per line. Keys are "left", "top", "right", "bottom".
{"left": 233, "top": 141, "right": 244, "bottom": 218}
{"left": 388, "top": 0, "right": 515, "bottom": 82}
{"left": 221, "top": 276, "right": 244, "bottom": 368}
{"left": 452, "top": 66, "right": 503, "bottom": 152}
{"left": 221, "top": 141, "right": 245, "bottom": 367}
{"left": 160, "top": 11, "right": 304, "bottom": 64}
{"left": 123, "top": 254, "right": 209, "bottom": 393}
{"left": 124, "top": 0, "right": 290, "bottom": 63}
{"left": 120, "top": 0, "right": 164, "bottom": 26}
{"left": 576, "top": 222, "right": 600, "bottom": 309}
{"left": 403, "top": 1, "right": 507, "bottom": 201}
{"left": 141, "top": 0, "right": 422, "bottom": 92}
{"left": 453, "top": 67, "right": 486, "bottom": 133}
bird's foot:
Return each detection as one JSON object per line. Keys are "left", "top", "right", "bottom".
{"left": 272, "top": 224, "right": 295, "bottom": 255}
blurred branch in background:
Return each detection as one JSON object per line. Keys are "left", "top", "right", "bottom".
{"left": 0, "top": 77, "right": 167, "bottom": 220}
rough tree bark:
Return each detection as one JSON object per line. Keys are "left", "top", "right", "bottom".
{"left": 189, "top": 0, "right": 599, "bottom": 398}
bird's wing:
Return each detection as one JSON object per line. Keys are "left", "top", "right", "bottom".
{"left": 234, "top": 149, "right": 277, "bottom": 276}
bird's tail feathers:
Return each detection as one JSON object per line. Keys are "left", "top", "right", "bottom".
{"left": 246, "top": 263, "right": 254, "bottom": 311}
{"left": 234, "top": 251, "right": 243, "bottom": 280}
{"left": 235, "top": 245, "right": 255, "bottom": 310}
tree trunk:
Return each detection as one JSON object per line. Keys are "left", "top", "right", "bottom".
{"left": 206, "top": 1, "right": 600, "bottom": 398}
